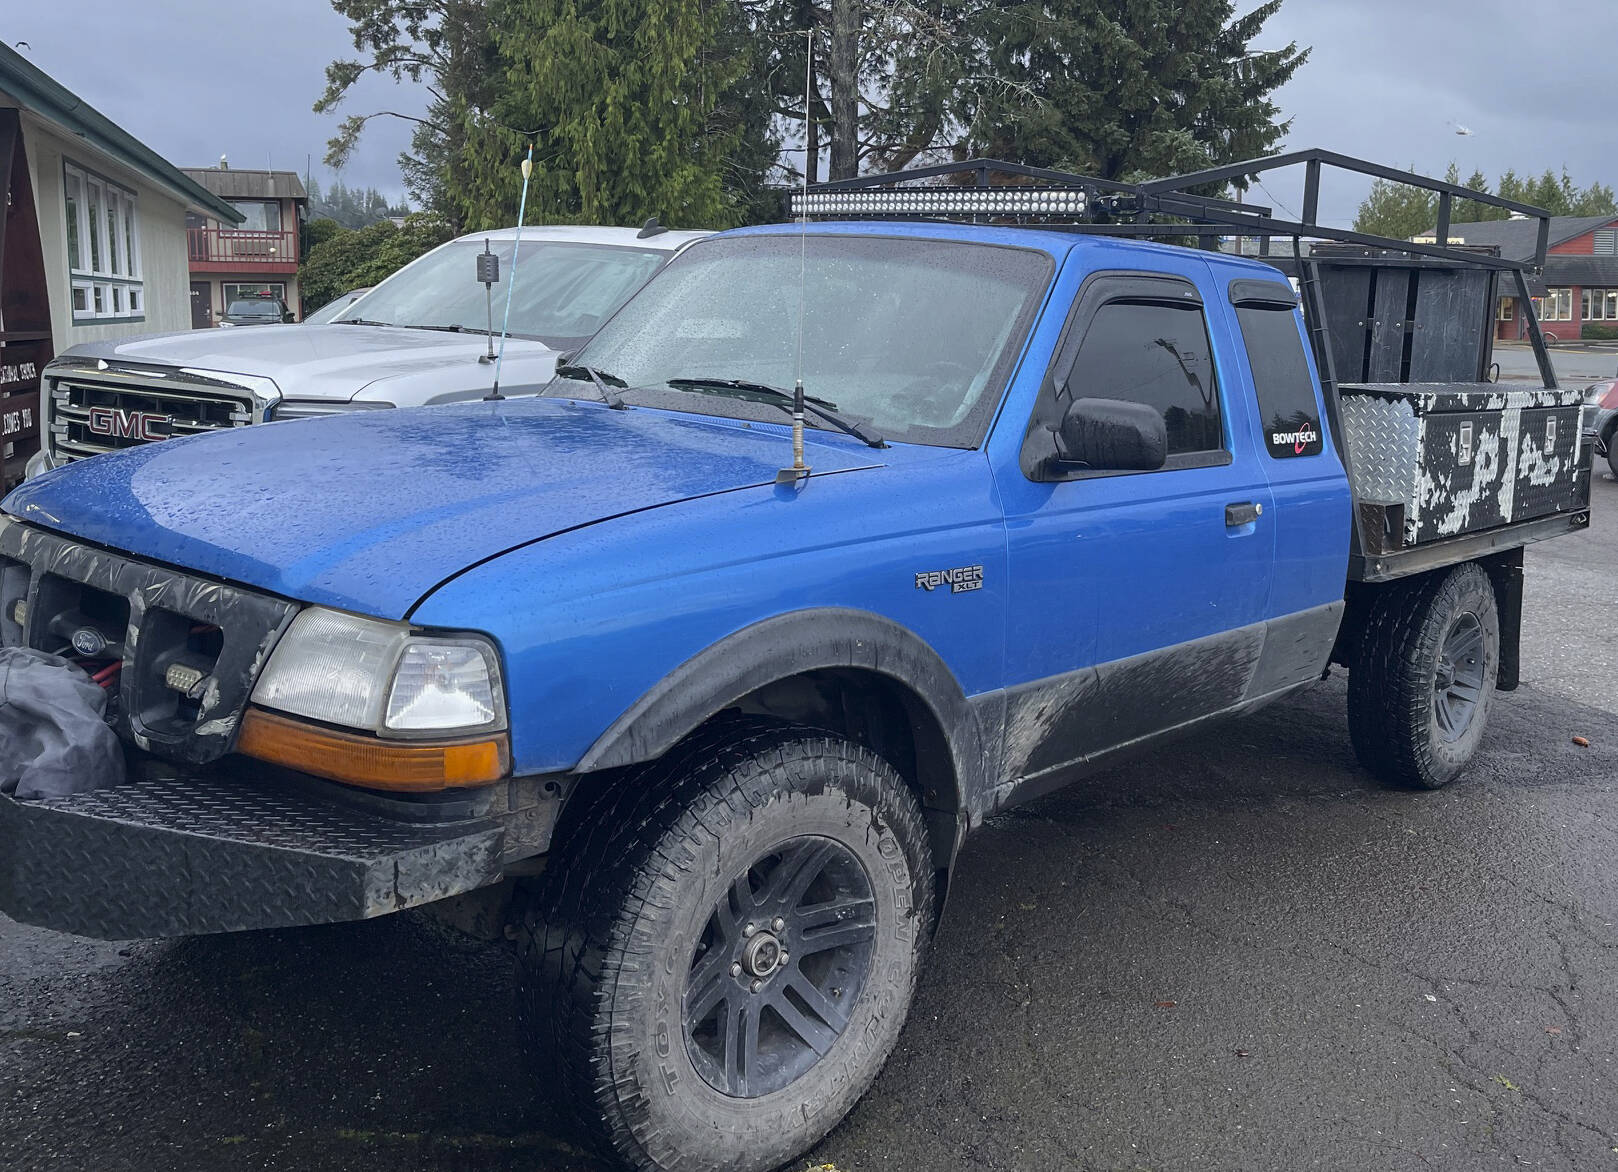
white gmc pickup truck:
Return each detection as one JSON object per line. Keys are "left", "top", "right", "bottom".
{"left": 27, "top": 224, "right": 706, "bottom": 478}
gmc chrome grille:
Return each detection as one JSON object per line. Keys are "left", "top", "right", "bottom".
{"left": 47, "top": 376, "right": 254, "bottom": 461}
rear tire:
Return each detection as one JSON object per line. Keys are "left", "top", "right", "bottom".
{"left": 515, "top": 720, "right": 934, "bottom": 1172}
{"left": 1347, "top": 564, "right": 1499, "bottom": 789}
{"left": 1605, "top": 440, "right": 1618, "bottom": 483}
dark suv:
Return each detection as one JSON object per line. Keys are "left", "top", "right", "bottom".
{"left": 218, "top": 294, "right": 293, "bottom": 326}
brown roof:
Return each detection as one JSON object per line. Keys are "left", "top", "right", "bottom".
{"left": 179, "top": 167, "right": 308, "bottom": 202}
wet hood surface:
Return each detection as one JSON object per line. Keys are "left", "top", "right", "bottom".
{"left": 2, "top": 399, "right": 881, "bottom": 620}
{"left": 61, "top": 325, "right": 558, "bottom": 403}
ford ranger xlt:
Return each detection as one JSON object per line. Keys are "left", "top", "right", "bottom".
{"left": 0, "top": 152, "right": 1591, "bottom": 1172}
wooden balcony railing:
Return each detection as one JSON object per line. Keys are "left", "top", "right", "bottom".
{"left": 187, "top": 227, "right": 298, "bottom": 265}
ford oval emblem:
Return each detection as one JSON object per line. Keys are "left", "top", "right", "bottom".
{"left": 71, "top": 627, "right": 108, "bottom": 656}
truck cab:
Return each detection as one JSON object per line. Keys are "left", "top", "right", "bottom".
{"left": 0, "top": 153, "right": 1591, "bottom": 1172}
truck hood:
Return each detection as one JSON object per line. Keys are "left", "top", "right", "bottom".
{"left": 60, "top": 325, "right": 560, "bottom": 404}
{"left": 2, "top": 398, "right": 882, "bottom": 620}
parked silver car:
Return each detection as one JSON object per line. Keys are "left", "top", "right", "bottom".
{"left": 27, "top": 224, "right": 707, "bottom": 478}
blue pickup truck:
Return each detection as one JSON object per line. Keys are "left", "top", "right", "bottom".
{"left": 0, "top": 153, "right": 1593, "bottom": 1172}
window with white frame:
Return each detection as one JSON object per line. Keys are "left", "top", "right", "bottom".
{"left": 1498, "top": 299, "right": 1515, "bottom": 321}
{"left": 63, "top": 162, "right": 143, "bottom": 322}
{"left": 1533, "top": 288, "right": 1573, "bottom": 322}
{"left": 1584, "top": 288, "right": 1618, "bottom": 321}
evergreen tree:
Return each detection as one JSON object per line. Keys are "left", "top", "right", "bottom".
{"left": 1451, "top": 167, "right": 1498, "bottom": 224}
{"left": 1354, "top": 164, "right": 1617, "bottom": 235}
{"left": 301, "top": 215, "right": 454, "bottom": 310}
{"left": 1352, "top": 169, "right": 1435, "bottom": 241}
{"left": 316, "top": 0, "right": 495, "bottom": 232}
{"left": 967, "top": 0, "right": 1308, "bottom": 182}
{"left": 450, "top": 0, "right": 773, "bottom": 230}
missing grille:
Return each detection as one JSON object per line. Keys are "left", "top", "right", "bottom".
{"left": 132, "top": 610, "right": 226, "bottom": 736}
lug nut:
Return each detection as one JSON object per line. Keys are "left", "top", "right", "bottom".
{"left": 778, "top": 950, "right": 788, "bottom": 964}
{"left": 772, "top": 917, "right": 785, "bottom": 931}
{"left": 730, "top": 963, "right": 742, "bottom": 977}
{"left": 743, "top": 923, "right": 757, "bottom": 938}
{"left": 750, "top": 980, "right": 763, "bottom": 993}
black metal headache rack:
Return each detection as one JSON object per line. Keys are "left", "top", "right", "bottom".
{"left": 794, "top": 148, "right": 1561, "bottom": 390}
{"left": 795, "top": 149, "right": 1590, "bottom": 588}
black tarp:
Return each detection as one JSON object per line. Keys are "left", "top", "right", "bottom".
{"left": 0, "top": 648, "right": 124, "bottom": 800}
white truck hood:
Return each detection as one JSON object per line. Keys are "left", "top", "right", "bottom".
{"left": 59, "top": 324, "right": 562, "bottom": 406}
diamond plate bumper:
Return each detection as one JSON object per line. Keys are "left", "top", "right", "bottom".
{"left": 0, "top": 767, "right": 504, "bottom": 940}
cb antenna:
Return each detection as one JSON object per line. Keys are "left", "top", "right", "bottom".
{"left": 486, "top": 144, "right": 535, "bottom": 401}
{"left": 777, "top": 27, "right": 814, "bottom": 486}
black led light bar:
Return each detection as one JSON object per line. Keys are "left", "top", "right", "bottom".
{"left": 791, "top": 185, "right": 1092, "bottom": 220}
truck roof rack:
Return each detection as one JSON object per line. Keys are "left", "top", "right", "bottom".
{"left": 794, "top": 149, "right": 1551, "bottom": 272}
{"left": 794, "top": 148, "right": 1561, "bottom": 390}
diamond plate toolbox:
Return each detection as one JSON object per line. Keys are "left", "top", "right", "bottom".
{"left": 1338, "top": 383, "right": 1587, "bottom": 547}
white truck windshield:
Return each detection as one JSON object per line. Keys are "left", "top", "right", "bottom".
{"left": 338, "top": 240, "right": 667, "bottom": 351}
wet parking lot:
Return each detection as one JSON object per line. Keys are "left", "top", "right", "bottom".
{"left": 4, "top": 474, "right": 1618, "bottom": 1172}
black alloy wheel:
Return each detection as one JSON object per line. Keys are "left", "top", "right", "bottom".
{"left": 683, "top": 836, "right": 877, "bottom": 1098}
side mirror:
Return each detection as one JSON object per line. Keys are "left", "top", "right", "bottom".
{"left": 1051, "top": 397, "right": 1166, "bottom": 474}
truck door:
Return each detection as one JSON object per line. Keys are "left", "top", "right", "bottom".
{"left": 994, "top": 266, "right": 1276, "bottom": 791}
{"left": 1222, "top": 278, "right": 1353, "bottom": 665}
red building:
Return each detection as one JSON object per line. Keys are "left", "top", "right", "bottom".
{"left": 179, "top": 165, "right": 308, "bottom": 327}
{"left": 1425, "top": 214, "right": 1618, "bottom": 342}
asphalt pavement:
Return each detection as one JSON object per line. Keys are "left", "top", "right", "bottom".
{"left": 5, "top": 480, "right": 1618, "bottom": 1172}
{"left": 1494, "top": 341, "right": 1617, "bottom": 387}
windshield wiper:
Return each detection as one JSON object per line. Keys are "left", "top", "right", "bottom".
{"left": 336, "top": 318, "right": 394, "bottom": 327}
{"left": 664, "top": 378, "right": 885, "bottom": 448}
{"left": 412, "top": 323, "right": 494, "bottom": 335}
{"left": 554, "top": 363, "right": 628, "bottom": 410}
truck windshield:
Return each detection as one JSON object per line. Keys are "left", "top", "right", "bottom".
{"left": 557, "top": 233, "right": 1051, "bottom": 448}
{"left": 335, "top": 240, "right": 668, "bottom": 351}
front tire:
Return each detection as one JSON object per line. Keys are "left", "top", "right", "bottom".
{"left": 517, "top": 721, "right": 934, "bottom": 1172}
{"left": 1347, "top": 563, "right": 1499, "bottom": 789}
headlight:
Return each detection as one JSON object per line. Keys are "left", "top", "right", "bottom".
{"left": 251, "top": 607, "right": 506, "bottom": 737}
{"left": 273, "top": 400, "right": 396, "bottom": 421}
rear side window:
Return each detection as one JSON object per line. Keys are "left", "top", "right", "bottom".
{"left": 1235, "top": 305, "right": 1323, "bottom": 458}
{"left": 1066, "top": 300, "right": 1223, "bottom": 456}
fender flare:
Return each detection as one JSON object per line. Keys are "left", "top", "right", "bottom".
{"left": 574, "top": 608, "right": 990, "bottom": 816}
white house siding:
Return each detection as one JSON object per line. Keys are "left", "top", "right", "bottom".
{"left": 17, "top": 109, "right": 192, "bottom": 347}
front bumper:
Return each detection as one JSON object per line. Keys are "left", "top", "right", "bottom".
{"left": 0, "top": 761, "right": 507, "bottom": 939}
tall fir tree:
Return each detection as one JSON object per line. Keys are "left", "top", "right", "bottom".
{"left": 1354, "top": 164, "right": 1617, "bottom": 236}
{"left": 316, "top": 0, "right": 495, "bottom": 232}
{"left": 1352, "top": 170, "right": 1436, "bottom": 241}
{"left": 451, "top": 0, "right": 774, "bottom": 229}
{"left": 966, "top": 0, "right": 1308, "bottom": 182}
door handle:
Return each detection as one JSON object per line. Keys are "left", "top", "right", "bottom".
{"left": 1225, "top": 501, "right": 1263, "bottom": 527}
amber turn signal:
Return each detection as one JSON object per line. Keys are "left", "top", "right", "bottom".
{"left": 237, "top": 706, "right": 509, "bottom": 791}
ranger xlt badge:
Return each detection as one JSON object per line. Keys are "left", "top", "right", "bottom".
{"left": 915, "top": 565, "right": 984, "bottom": 593}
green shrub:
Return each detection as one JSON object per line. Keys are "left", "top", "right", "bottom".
{"left": 299, "top": 214, "right": 452, "bottom": 311}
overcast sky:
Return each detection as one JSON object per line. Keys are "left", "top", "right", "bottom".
{"left": 8, "top": 0, "right": 1612, "bottom": 225}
